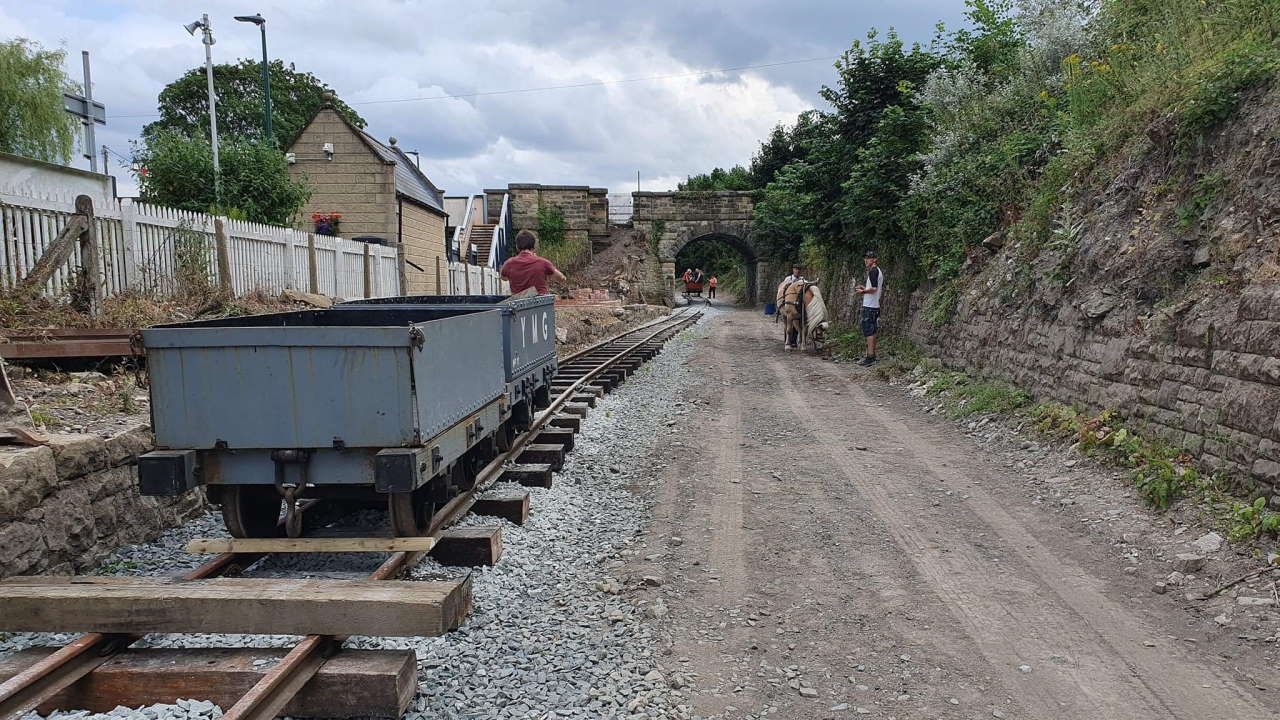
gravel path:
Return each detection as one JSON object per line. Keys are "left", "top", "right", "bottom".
{"left": 2, "top": 309, "right": 714, "bottom": 720}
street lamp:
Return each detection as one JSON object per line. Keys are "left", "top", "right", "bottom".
{"left": 234, "top": 13, "right": 272, "bottom": 144}
{"left": 184, "top": 14, "right": 221, "bottom": 204}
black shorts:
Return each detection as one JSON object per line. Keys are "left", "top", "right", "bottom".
{"left": 861, "top": 307, "right": 880, "bottom": 337}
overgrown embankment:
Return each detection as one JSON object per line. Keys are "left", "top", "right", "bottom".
{"left": 756, "top": 0, "right": 1280, "bottom": 501}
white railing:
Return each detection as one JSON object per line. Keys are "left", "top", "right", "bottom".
{"left": 487, "top": 193, "right": 510, "bottom": 269}
{"left": 449, "top": 195, "right": 475, "bottom": 264}
{"left": 0, "top": 184, "right": 401, "bottom": 301}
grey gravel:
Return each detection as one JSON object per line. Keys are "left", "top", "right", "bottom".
{"left": 4, "top": 311, "right": 713, "bottom": 720}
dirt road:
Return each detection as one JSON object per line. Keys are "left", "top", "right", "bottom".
{"left": 632, "top": 306, "right": 1280, "bottom": 719}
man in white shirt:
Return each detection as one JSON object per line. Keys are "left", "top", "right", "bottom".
{"left": 783, "top": 264, "right": 802, "bottom": 284}
{"left": 854, "top": 251, "right": 882, "bottom": 366}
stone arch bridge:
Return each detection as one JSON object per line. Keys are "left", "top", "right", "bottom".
{"left": 631, "top": 191, "right": 779, "bottom": 304}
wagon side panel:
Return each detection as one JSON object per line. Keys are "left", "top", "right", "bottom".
{"left": 412, "top": 310, "right": 505, "bottom": 441}
{"left": 145, "top": 327, "right": 417, "bottom": 449}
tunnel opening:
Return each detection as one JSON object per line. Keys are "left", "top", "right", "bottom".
{"left": 673, "top": 233, "right": 757, "bottom": 304}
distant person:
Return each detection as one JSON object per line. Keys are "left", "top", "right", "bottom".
{"left": 855, "top": 250, "right": 882, "bottom": 366}
{"left": 783, "top": 264, "right": 802, "bottom": 284}
{"left": 708, "top": 275, "right": 718, "bottom": 298}
{"left": 500, "top": 230, "right": 566, "bottom": 295}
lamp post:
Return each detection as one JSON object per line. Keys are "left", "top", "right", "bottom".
{"left": 234, "top": 13, "right": 272, "bottom": 144}
{"left": 184, "top": 14, "right": 221, "bottom": 204}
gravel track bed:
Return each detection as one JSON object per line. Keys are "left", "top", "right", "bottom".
{"left": 3, "top": 310, "right": 714, "bottom": 720}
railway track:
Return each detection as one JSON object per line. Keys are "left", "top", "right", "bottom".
{"left": 0, "top": 308, "right": 702, "bottom": 720}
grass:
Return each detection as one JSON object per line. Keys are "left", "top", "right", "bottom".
{"left": 540, "top": 234, "right": 592, "bottom": 278}
{"left": 920, "top": 370, "right": 1030, "bottom": 418}
{"left": 903, "top": 362, "right": 1275, "bottom": 541}
{"left": 828, "top": 326, "right": 923, "bottom": 379}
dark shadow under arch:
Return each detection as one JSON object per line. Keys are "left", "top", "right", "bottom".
{"left": 675, "top": 232, "right": 758, "bottom": 304}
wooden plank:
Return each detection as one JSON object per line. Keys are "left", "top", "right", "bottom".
{"left": 0, "top": 648, "right": 415, "bottom": 719}
{"left": 535, "top": 428, "right": 576, "bottom": 450}
{"left": 518, "top": 443, "right": 565, "bottom": 471}
{"left": 471, "top": 493, "right": 529, "bottom": 525}
{"left": 185, "top": 537, "right": 436, "bottom": 554}
{"left": 564, "top": 402, "right": 591, "bottom": 418}
{"left": 502, "top": 463, "right": 553, "bottom": 488}
{"left": 430, "top": 526, "right": 503, "bottom": 567}
{"left": 572, "top": 393, "right": 598, "bottom": 407}
{"left": 549, "top": 414, "right": 581, "bottom": 431}
{"left": 0, "top": 576, "right": 471, "bottom": 637}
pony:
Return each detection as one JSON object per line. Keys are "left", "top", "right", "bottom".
{"left": 776, "top": 279, "right": 829, "bottom": 350}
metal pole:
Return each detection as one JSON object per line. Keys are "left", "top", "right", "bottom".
{"left": 101, "top": 146, "right": 109, "bottom": 175}
{"left": 259, "top": 20, "right": 272, "bottom": 143}
{"left": 81, "top": 51, "right": 97, "bottom": 173}
{"left": 201, "top": 14, "right": 222, "bottom": 204}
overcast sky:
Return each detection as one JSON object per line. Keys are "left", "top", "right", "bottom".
{"left": 0, "top": 0, "right": 968, "bottom": 198}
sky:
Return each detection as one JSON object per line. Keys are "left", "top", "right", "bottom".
{"left": 0, "top": 0, "right": 969, "bottom": 198}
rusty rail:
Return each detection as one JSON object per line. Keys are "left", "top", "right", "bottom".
{"left": 0, "top": 329, "right": 137, "bottom": 359}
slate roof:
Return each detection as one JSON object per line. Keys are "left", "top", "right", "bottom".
{"left": 358, "top": 130, "right": 445, "bottom": 214}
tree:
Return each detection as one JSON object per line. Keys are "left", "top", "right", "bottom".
{"left": 134, "top": 130, "right": 310, "bottom": 225}
{"left": 143, "top": 59, "right": 364, "bottom": 147}
{"left": 679, "top": 165, "right": 757, "bottom": 191}
{"left": 0, "top": 39, "right": 80, "bottom": 162}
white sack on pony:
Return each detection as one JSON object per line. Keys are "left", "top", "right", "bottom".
{"left": 805, "top": 285, "right": 829, "bottom": 338}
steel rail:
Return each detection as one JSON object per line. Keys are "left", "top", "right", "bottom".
{"left": 221, "top": 309, "right": 701, "bottom": 720}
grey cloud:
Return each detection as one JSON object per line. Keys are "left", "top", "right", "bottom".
{"left": 3, "top": 0, "right": 969, "bottom": 197}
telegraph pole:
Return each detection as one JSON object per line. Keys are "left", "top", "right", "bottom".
{"left": 81, "top": 52, "right": 97, "bottom": 172}
{"left": 61, "top": 52, "right": 106, "bottom": 173}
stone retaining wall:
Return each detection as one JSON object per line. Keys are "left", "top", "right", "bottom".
{"left": 911, "top": 285, "right": 1280, "bottom": 498}
{"left": 0, "top": 427, "right": 205, "bottom": 578}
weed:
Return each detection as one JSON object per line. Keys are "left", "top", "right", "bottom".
{"left": 649, "top": 220, "right": 666, "bottom": 257}
{"left": 1135, "top": 458, "right": 1193, "bottom": 510}
{"left": 925, "top": 279, "right": 960, "bottom": 329}
{"left": 1228, "top": 497, "right": 1280, "bottom": 542}
{"left": 28, "top": 407, "right": 55, "bottom": 428}
{"left": 1174, "top": 171, "right": 1225, "bottom": 229}
{"left": 98, "top": 558, "right": 141, "bottom": 574}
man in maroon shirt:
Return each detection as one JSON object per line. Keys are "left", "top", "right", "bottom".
{"left": 500, "top": 230, "right": 566, "bottom": 294}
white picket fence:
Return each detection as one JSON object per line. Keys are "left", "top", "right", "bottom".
{"left": 0, "top": 185, "right": 401, "bottom": 301}
{"left": 447, "top": 261, "right": 508, "bottom": 295}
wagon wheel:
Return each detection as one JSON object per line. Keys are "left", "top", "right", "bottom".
{"left": 222, "top": 485, "right": 284, "bottom": 538}
{"left": 389, "top": 485, "right": 437, "bottom": 537}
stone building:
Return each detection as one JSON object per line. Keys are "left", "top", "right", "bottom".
{"left": 287, "top": 106, "right": 449, "bottom": 294}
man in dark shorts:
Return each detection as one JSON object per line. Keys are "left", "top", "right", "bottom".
{"left": 500, "top": 230, "right": 566, "bottom": 294}
{"left": 854, "top": 250, "right": 882, "bottom": 366}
